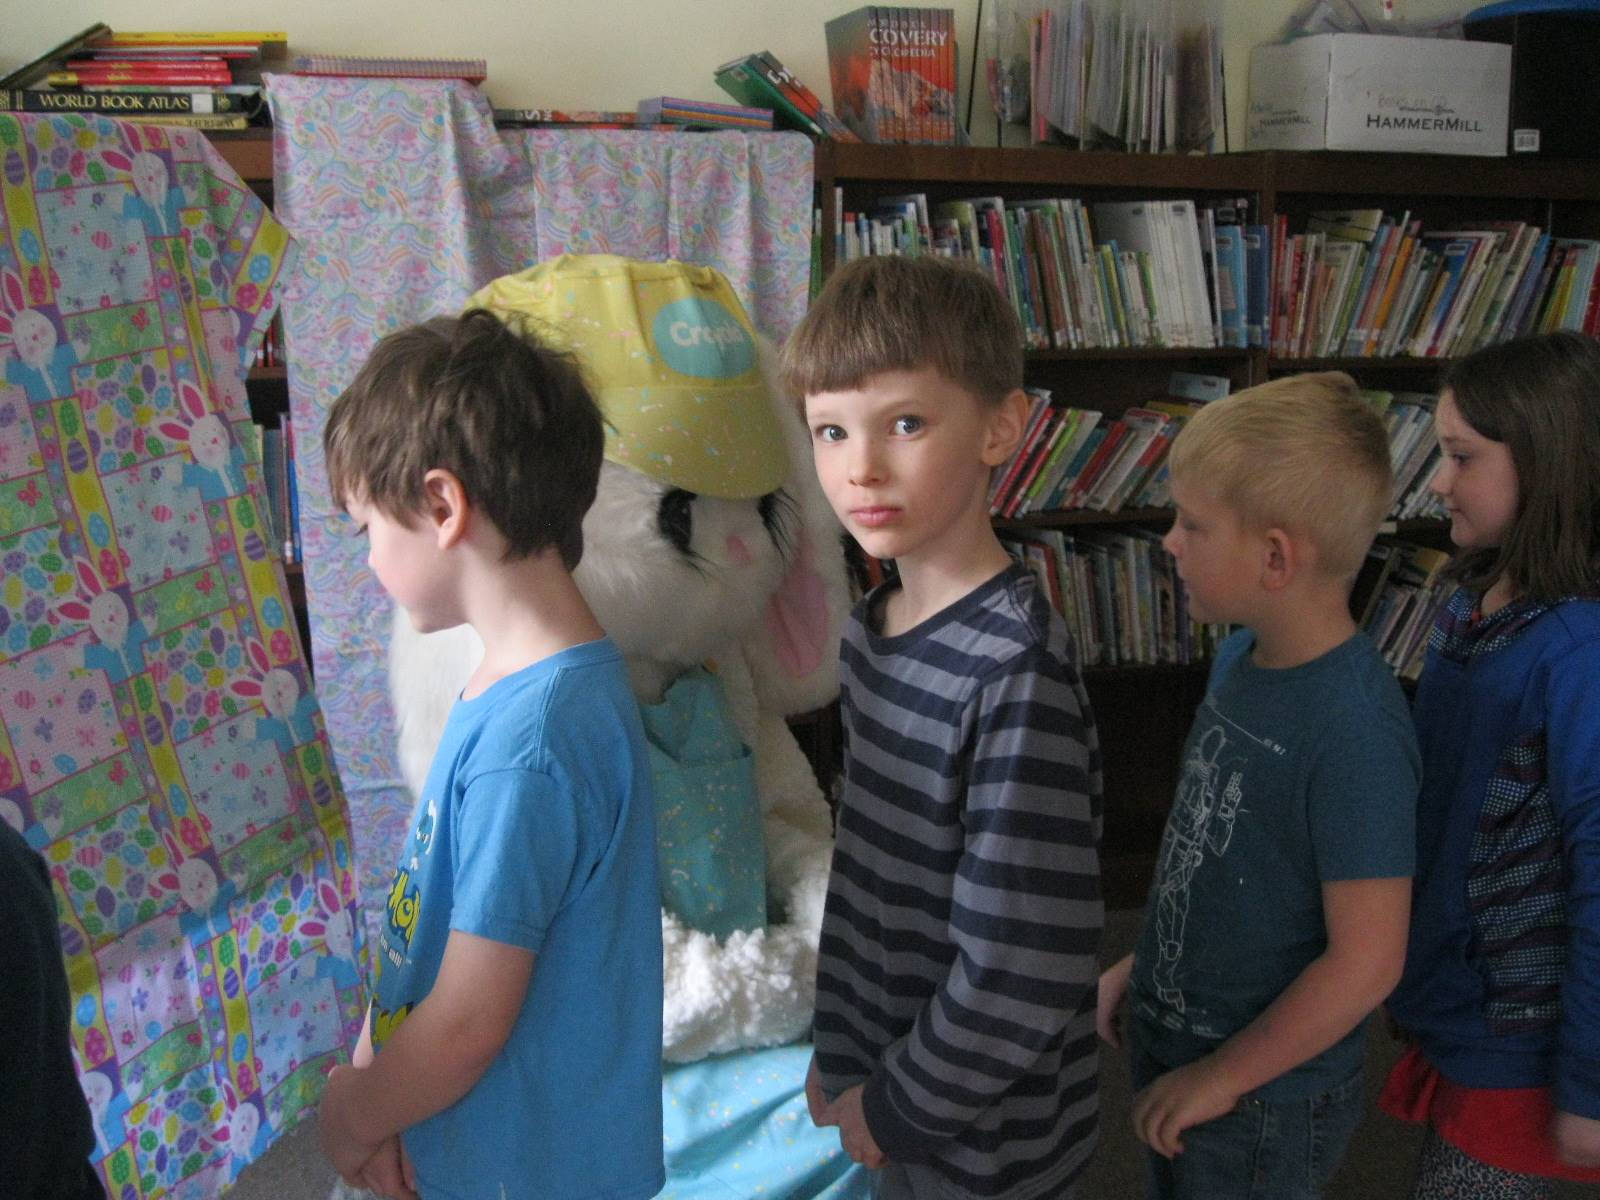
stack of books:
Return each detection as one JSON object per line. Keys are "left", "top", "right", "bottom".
{"left": 828, "top": 188, "right": 1244, "bottom": 351}
{"left": 1023, "top": 0, "right": 1224, "bottom": 153}
{"left": 1353, "top": 542, "right": 1455, "bottom": 680}
{"left": 825, "top": 5, "right": 959, "bottom": 144}
{"left": 713, "top": 50, "right": 859, "bottom": 141}
{"left": 0, "top": 25, "right": 283, "bottom": 130}
{"left": 243, "top": 412, "right": 302, "bottom": 565}
{"left": 635, "top": 96, "right": 772, "bottom": 131}
{"left": 1364, "top": 390, "right": 1449, "bottom": 523}
{"left": 1267, "top": 209, "right": 1599, "bottom": 359}
{"left": 988, "top": 373, "right": 1228, "bottom": 521}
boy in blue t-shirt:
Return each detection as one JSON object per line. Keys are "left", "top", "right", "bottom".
{"left": 1097, "top": 372, "right": 1420, "bottom": 1199}
{"left": 317, "top": 310, "right": 664, "bottom": 1200}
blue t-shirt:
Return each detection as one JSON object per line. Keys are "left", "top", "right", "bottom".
{"left": 1129, "top": 630, "right": 1419, "bottom": 1099}
{"left": 371, "top": 638, "right": 665, "bottom": 1200}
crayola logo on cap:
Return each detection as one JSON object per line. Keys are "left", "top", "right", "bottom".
{"left": 652, "top": 296, "right": 756, "bottom": 379}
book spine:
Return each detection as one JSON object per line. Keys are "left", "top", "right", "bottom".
{"left": 47, "top": 67, "right": 232, "bottom": 85}
{"left": 96, "top": 31, "right": 287, "bottom": 45}
{"left": 1, "top": 88, "right": 251, "bottom": 114}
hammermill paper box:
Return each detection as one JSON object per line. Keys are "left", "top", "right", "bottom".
{"left": 1248, "top": 34, "right": 1510, "bottom": 155}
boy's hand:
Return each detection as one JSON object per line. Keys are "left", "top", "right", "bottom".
{"left": 317, "top": 1064, "right": 382, "bottom": 1183}
{"left": 805, "top": 1055, "right": 830, "bottom": 1127}
{"left": 825, "top": 1084, "right": 888, "bottom": 1169}
{"left": 1554, "top": 1110, "right": 1600, "bottom": 1168}
{"left": 358, "top": 1135, "right": 418, "bottom": 1200}
{"left": 1131, "top": 1058, "right": 1242, "bottom": 1159}
{"left": 1097, "top": 954, "right": 1134, "bottom": 1048}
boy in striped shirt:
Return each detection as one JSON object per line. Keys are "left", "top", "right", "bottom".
{"left": 780, "top": 255, "right": 1104, "bottom": 1200}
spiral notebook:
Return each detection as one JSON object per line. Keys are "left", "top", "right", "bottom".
{"left": 286, "top": 53, "right": 487, "bottom": 84}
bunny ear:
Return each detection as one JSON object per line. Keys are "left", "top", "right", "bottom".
{"left": 300, "top": 919, "right": 327, "bottom": 938}
{"left": 180, "top": 382, "right": 207, "bottom": 420}
{"left": 57, "top": 600, "right": 91, "bottom": 622}
{"left": 1, "top": 270, "right": 24, "bottom": 312}
{"left": 248, "top": 640, "right": 270, "bottom": 674}
{"left": 230, "top": 679, "right": 262, "bottom": 700}
{"left": 76, "top": 559, "right": 102, "bottom": 597}
{"left": 319, "top": 880, "right": 340, "bottom": 913}
{"left": 157, "top": 421, "right": 189, "bottom": 442}
{"left": 101, "top": 149, "right": 132, "bottom": 173}
{"left": 162, "top": 830, "right": 182, "bottom": 862}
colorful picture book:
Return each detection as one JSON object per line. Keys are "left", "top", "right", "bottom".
{"left": 825, "top": 6, "right": 958, "bottom": 144}
{"left": 713, "top": 50, "right": 860, "bottom": 141}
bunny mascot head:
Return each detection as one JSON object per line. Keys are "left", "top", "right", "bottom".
{"left": 387, "top": 255, "right": 851, "bottom": 1062}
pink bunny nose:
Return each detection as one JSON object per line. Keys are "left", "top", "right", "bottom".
{"left": 726, "top": 533, "right": 753, "bottom": 567}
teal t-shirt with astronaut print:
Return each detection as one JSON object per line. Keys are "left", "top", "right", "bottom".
{"left": 1129, "top": 629, "right": 1418, "bottom": 1099}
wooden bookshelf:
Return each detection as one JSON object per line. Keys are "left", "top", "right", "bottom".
{"left": 208, "top": 129, "right": 273, "bottom": 183}
{"left": 814, "top": 144, "right": 1600, "bottom": 898}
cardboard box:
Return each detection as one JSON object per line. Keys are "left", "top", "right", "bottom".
{"left": 1247, "top": 34, "right": 1510, "bottom": 155}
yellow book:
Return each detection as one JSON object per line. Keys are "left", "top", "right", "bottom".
{"left": 96, "top": 31, "right": 287, "bottom": 45}
{"left": 1362, "top": 235, "right": 1416, "bottom": 357}
{"left": 115, "top": 113, "right": 250, "bottom": 130}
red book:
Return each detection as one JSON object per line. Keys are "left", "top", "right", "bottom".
{"left": 989, "top": 394, "right": 1054, "bottom": 514}
{"left": 49, "top": 66, "right": 232, "bottom": 85}
{"left": 1003, "top": 408, "right": 1066, "bottom": 518}
{"left": 1065, "top": 419, "right": 1130, "bottom": 510}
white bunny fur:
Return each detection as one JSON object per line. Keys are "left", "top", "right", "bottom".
{"left": 386, "top": 346, "right": 849, "bottom": 1062}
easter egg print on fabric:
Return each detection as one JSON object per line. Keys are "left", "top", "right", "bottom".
{"left": 0, "top": 113, "right": 362, "bottom": 1198}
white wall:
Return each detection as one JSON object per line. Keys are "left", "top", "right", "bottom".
{"left": 7, "top": 0, "right": 1465, "bottom": 150}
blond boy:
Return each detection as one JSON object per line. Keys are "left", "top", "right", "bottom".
{"left": 782, "top": 256, "right": 1104, "bottom": 1200}
{"left": 1097, "top": 372, "right": 1420, "bottom": 1199}
{"left": 317, "top": 310, "right": 664, "bottom": 1200}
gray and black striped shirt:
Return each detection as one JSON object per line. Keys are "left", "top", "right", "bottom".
{"left": 814, "top": 564, "right": 1104, "bottom": 1199}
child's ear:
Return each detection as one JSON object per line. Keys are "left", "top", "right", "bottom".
{"left": 982, "top": 388, "right": 1032, "bottom": 468}
{"left": 1260, "top": 527, "right": 1295, "bottom": 591}
{"left": 421, "top": 468, "right": 470, "bottom": 549}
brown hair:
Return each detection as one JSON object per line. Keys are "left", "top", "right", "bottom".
{"left": 323, "top": 308, "right": 604, "bottom": 568}
{"left": 1168, "top": 371, "right": 1392, "bottom": 579}
{"left": 1441, "top": 331, "right": 1600, "bottom": 600}
{"left": 778, "top": 255, "right": 1023, "bottom": 405}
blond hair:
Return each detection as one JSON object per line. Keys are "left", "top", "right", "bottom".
{"left": 778, "top": 255, "right": 1023, "bottom": 406}
{"left": 1168, "top": 372, "right": 1391, "bottom": 579}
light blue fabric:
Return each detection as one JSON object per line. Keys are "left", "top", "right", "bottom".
{"left": 373, "top": 638, "right": 664, "bottom": 1200}
{"left": 642, "top": 667, "right": 768, "bottom": 938}
{"left": 662, "top": 1043, "right": 871, "bottom": 1199}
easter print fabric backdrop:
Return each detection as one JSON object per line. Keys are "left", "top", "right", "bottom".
{"left": 0, "top": 114, "right": 363, "bottom": 1199}
{"left": 264, "top": 75, "right": 814, "bottom": 927}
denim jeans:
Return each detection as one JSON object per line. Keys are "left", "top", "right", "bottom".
{"left": 1130, "top": 1043, "right": 1364, "bottom": 1200}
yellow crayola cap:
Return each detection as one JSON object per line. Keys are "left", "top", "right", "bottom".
{"left": 468, "top": 254, "right": 786, "bottom": 499}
